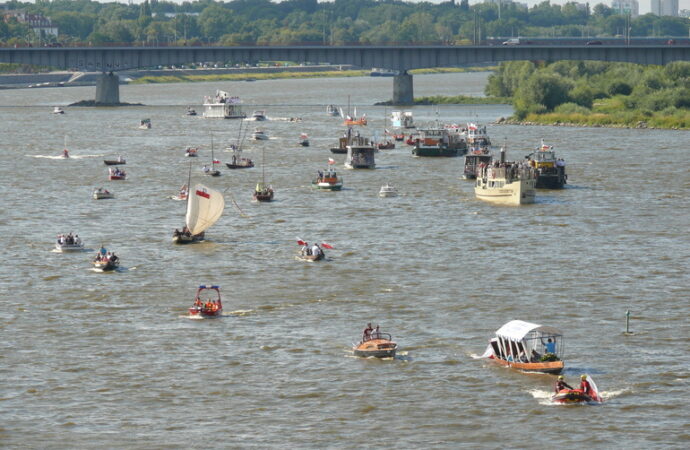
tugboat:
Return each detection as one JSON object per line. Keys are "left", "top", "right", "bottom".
{"left": 474, "top": 146, "right": 536, "bottom": 205}
{"left": 188, "top": 285, "right": 223, "bottom": 318}
{"left": 525, "top": 140, "right": 567, "bottom": 189}
{"left": 353, "top": 325, "right": 398, "bottom": 358}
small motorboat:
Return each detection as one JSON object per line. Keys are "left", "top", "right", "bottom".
{"left": 108, "top": 167, "right": 126, "bottom": 180}
{"left": 251, "top": 110, "right": 267, "bottom": 121}
{"left": 139, "top": 118, "right": 151, "bottom": 129}
{"left": 296, "top": 240, "right": 330, "bottom": 261}
{"left": 379, "top": 183, "right": 398, "bottom": 198}
{"left": 326, "top": 104, "right": 339, "bottom": 116}
{"left": 298, "top": 133, "right": 310, "bottom": 147}
{"left": 55, "top": 233, "right": 84, "bottom": 252}
{"left": 188, "top": 285, "right": 223, "bottom": 318}
{"left": 393, "top": 134, "right": 405, "bottom": 142}
{"left": 252, "top": 128, "right": 269, "bottom": 140}
{"left": 552, "top": 375, "right": 603, "bottom": 404}
{"left": 171, "top": 184, "right": 188, "bottom": 201}
{"left": 53, "top": 106, "right": 65, "bottom": 114}
{"left": 377, "top": 140, "right": 395, "bottom": 150}
{"left": 353, "top": 329, "right": 398, "bottom": 358}
{"left": 93, "top": 187, "right": 114, "bottom": 200}
{"left": 253, "top": 182, "right": 274, "bottom": 202}
{"left": 185, "top": 147, "right": 199, "bottom": 157}
{"left": 93, "top": 252, "right": 119, "bottom": 272}
{"left": 312, "top": 165, "right": 343, "bottom": 191}
{"left": 186, "top": 106, "right": 197, "bottom": 116}
{"left": 103, "top": 156, "right": 126, "bottom": 165}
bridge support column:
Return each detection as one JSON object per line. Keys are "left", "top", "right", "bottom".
{"left": 393, "top": 71, "right": 413, "bottom": 105}
{"left": 95, "top": 72, "right": 120, "bottom": 105}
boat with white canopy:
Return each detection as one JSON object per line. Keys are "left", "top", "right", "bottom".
{"left": 172, "top": 177, "right": 225, "bottom": 244}
{"left": 482, "top": 320, "right": 564, "bottom": 374}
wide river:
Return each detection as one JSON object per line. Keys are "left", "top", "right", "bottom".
{"left": 0, "top": 73, "right": 688, "bottom": 448}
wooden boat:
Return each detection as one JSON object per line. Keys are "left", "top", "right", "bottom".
{"left": 108, "top": 167, "right": 126, "bottom": 180}
{"left": 104, "top": 156, "right": 126, "bottom": 165}
{"left": 474, "top": 147, "right": 536, "bottom": 205}
{"left": 525, "top": 140, "right": 567, "bottom": 189}
{"left": 253, "top": 149, "right": 274, "bottom": 202}
{"left": 482, "top": 320, "right": 565, "bottom": 374}
{"left": 173, "top": 166, "right": 225, "bottom": 244}
{"left": 312, "top": 166, "right": 343, "bottom": 191}
{"left": 298, "top": 133, "right": 310, "bottom": 147}
{"left": 202, "top": 90, "right": 245, "bottom": 119}
{"left": 353, "top": 331, "right": 397, "bottom": 358}
{"left": 184, "top": 147, "right": 198, "bottom": 157}
{"left": 251, "top": 110, "right": 267, "bottom": 121}
{"left": 378, "top": 183, "right": 398, "bottom": 198}
{"left": 93, "top": 252, "right": 119, "bottom": 272}
{"left": 188, "top": 285, "right": 223, "bottom": 318}
{"left": 55, "top": 233, "right": 84, "bottom": 252}
{"left": 139, "top": 118, "right": 151, "bottom": 129}
{"left": 93, "top": 187, "right": 114, "bottom": 200}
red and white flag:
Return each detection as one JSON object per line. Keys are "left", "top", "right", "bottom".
{"left": 213, "top": 159, "right": 221, "bottom": 164}
{"left": 328, "top": 158, "right": 335, "bottom": 165}
{"left": 296, "top": 238, "right": 307, "bottom": 246}
{"left": 321, "top": 242, "right": 334, "bottom": 249}
{"left": 196, "top": 188, "right": 210, "bottom": 199}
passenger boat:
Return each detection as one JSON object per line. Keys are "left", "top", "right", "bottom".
{"left": 251, "top": 110, "right": 267, "bottom": 121}
{"left": 326, "top": 104, "right": 339, "bottom": 116}
{"left": 474, "top": 147, "right": 536, "bottom": 205}
{"left": 139, "top": 118, "right": 151, "bottom": 129}
{"left": 552, "top": 376, "right": 603, "bottom": 404}
{"left": 202, "top": 90, "right": 246, "bottom": 119}
{"left": 55, "top": 233, "right": 84, "bottom": 252}
{"left": 378, "top": 183, "right": 398, "bottom": 198}
{"left": 173, "top": 166, "right": 225, "bottom": 244}
{"left": 298, "top": 133, "right": 310, "bottom": 147}
{"left": 252, "top": 128, "right": 269, "bottom": 140}
{"left": 463, "top": 149, "right": 493, "bottom": 180}
{"left": 93, "top": 187, "right": 114, "bottom": 200}
{"left": 103, "top": 155, "right": 126, "bottom": 165}
{"left": 525, "top": 140, "right": 567, "bottom": 189}
{"left": 53, "top": 106, "right": 65, "bottom": 114}
{"left": 391, "top": 110, "right": 414, "bottom": 129}
{"left": 411, "top": 126, "right": 467, "bottom": 157}
{"left": 345, "top": 142, "right": 376, "bottom": 169}
{"left": 108, "top": 167, "right": 126, "bottom": 180}
{"left": 253, "top": 149, "right": 274, "bottom": 202}
{"left": 482, "top": 320, "right": 565, "bottom": 374}
{"left": 188, "top": 285, "right": 223, "bottom": 318}
{"left": 93, "top": 252, "right": 120, "bottom": 272}
{"left": 186, "top": 106, "right": 197, "bottom": 116}
{"left": 462, "top": 123, "right": 492, "bottom": 154}
{"left": 184, "top": 147, "right": 198, "bottom": 157}
{"left": 353, "top": 330, "right": 397, "bottom": 358}
{"left": 312, "top": 164, "right": 343, "bottom": 191}
{"left": 330, "top": 131, "right": 371, "bottom": 154}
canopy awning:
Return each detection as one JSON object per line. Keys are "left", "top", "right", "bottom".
{"left": 495, "top": 320, "right": 562, "bottom": 342}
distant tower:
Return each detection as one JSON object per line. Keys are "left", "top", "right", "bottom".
{"left": 651, "top": 0, "right": 679, "bottom": 16}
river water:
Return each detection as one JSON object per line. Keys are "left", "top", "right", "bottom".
{"left": 0, "top": 72, "right": 688, "bottom": 448}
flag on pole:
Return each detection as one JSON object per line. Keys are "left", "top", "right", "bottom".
{"left": 297, "top": 238, "right": 306, "bottom": 246}
{"left": 213, "top": 159, "right": 221, "bottom": 164}
{"left": 321, "top": 242, "right": 334, "bottom": 249}
{"left": 328, "top": 158, "right": 335, "bottom": 165}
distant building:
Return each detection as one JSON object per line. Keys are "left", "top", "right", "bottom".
{"left": 611, "top": 0, "right": 640, "bottom": 17}
{"left": 680, "top": 9, "right": 690, "bottom": 18}
{"left": 2, "top": 10, "right": 58, "bottom": 38}
{"left": 651, "top": 0, "right": 679, "bottom": 16}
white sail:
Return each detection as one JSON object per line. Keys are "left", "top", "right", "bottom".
{"left": 185, "top": 183, "right": 225, "bottom": 235}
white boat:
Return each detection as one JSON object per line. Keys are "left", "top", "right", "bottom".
{"left": 184, "top": 147, "right": 198, "bottom": 157}
{"left": 203, "top": 90, "right": 245, "bottom": 119}
{"left": 252, "top": 128, "right": 269, "bottom": 140}
{"left": 391, "top": 111, "right": 414, "bottom": 129}
{"left": 55, "top": 233, "right": 84, "bottom": 252}
{"left": 474, "top": 147, "right": 537, "bottom": 205}
{"left": 326, "top": 104, "right": 339, "bottom": 116}
{"left": 172, "top": 179, "right": 225, "bottom": 244}
{"left": 139, "top": 118, "right": 151, "bottom": 129}
{"left": 379, "top": 184, "right": 398, "bottom": 197}
{"left": 251, "top": 110, "right": 267, "bottom": 121}
{"left": 52, "top": 106, "right": 65, "bottom": 114}
{"left": 93, "top": 187, "right": 114, "bottom": 200}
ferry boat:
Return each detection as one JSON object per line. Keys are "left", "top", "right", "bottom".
{"left": 525, "top": 140, "right": 567, "bottom": 189}
{"left": 202, "top": 90, "right": 246, "bottom": 119}
{"left": 188, "top": 285, "right": 223, "bottom": 319}
{"left": 474, "top": 147, "right": 536, "bottom": 205}
{"left": 391, "top": 110, "right": 414, "bottom": 129}
{"left": 353, "top": 328, "right": 398, "bottom": 358}
{"left": 411, "top": 127, "right": 467, "bottom": 157}
{"left": 482, "top": 320, "right": 564, "bottom": 374}
{"left": 345, "top": 142, "right": 376, "bottom": 169}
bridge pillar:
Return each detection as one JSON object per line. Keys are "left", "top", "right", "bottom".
{"left": 393, "top": 71, "right": 413, "bottom": 105}
{"left": 95, "top": 72, "right": 120, "bottom": 105}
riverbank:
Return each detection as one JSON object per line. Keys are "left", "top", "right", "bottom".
{"left": 495, "top": 112, "right": 690, "bottom": 130}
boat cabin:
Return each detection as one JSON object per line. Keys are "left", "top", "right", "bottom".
{"left": 345, "top": 144, "right": 376, "bottom": 169}
{"left": 484, "top": 320, "right": 564, "bottom": 373}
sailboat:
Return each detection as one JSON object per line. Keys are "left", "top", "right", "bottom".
{"left": 203, "top": 136, "right": 221, "bottom": 176}
{"left": 226, "top": 120, "right": 254, "bottom": 169}
{"left": 377, "top": 107, "right": 395, "bottom": 150}
{"left": 341, "top": 96, "right": 367, "bottom": 126}
{"left": 172, "top": 166, "right": 225, "bottom": 244}
{"left": 253, "top": 148, "right": 274, "bottom": 202}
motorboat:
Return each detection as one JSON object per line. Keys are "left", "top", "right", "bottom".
{"left": 482, "top": 320, "right": 565, "bottom": 374}
{"left": 184, "top": 147, "right": 198, "bottom": 157}
{"left": 525, "top": 140, "right": 567, "bottom": 189}
{"left": 108, "top": 167, "right": 126, "bottom": 180}
{"left": 186, "top": 106, "right": 197, "bottom": 116}
{"left": 326, "top": 104, "right": 339, "bottom": 116}
{"left": 552, "top": 376, "right": 603, "bottom": 404}
{"left": 312, "top": 166, "right": 343, "bottom": 191}
{"left": 203, "top": 90, "right": 245, "bottom": 119}
{"left": 253, "top": 182, "right": 274, "bottom": 202}
{"left": 103, "top": 155, "right": 126, "bottom": 166}
{"left": 298, "top": 133, "right": 310, "bottom": 147}
{"left": 139, "top": 118, "right": 151, "bottom": 129}
{"left": 252, "top": 128, "right": 269, "bottom": 140}
{"left": 378, "top": 183, "right": 398, "bottom": 198}
{"left": 188, "top": 285, "right": 223, "bottom": 318}
{"left": 53, "top": 106, "right": 65, "bottom": 114}
{"left": 93, "top": 252, "right": 120, "bottom": 272}
{"left": 173, "top": 182, "right": 225, "bottom": 244}
{"left": 93, "top": 187, "right": 114, "bottom": 200}
{"left": 345, "top": 143, "right": 376, "bottom": 169}
{"left": 295, "top": 240, "right": 330, "bottom": 261}
{"left": 55, "top": 233, "right": 84, "bottom": 252}
{"left": 353, "top": 330, "right": 398, "bottom": 358}
{"left": 251, "top": 110, "right": 267, "bottom": 121}
{"left": 391, "top": 110, "right": 414, "bottom": 128}
{"left": 475, "top": 147, "right": 536, "bottom": 205}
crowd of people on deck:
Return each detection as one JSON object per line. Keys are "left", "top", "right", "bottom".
{"left": 477, "top": 159, "right": 536, "bottom": 182}
{"left": 93, "top": 245, "right": 118, "bottom": 265}
{"left": 110, "top": 167, "right": 126, "bottom": 177}
{"left": 300, "top": 242, "right": 324, "bottom": 259}
{"left": 192, "top": 298, "right": 221, "bottom": 314}
{"left": 316, "top": 168, "right": 338, "bottom": 182}
{"left": 57, "top": 233, "right": 81, "bottom": 246}
{"left": 362, "top": 323, "right": 382, "bottom": 342}
{"left": 173, "top": 226, "right": 194, "bottom": 238}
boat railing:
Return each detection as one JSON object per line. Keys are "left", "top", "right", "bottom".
{"left": 363, "top": 332, "right": 392, "bottom": 342}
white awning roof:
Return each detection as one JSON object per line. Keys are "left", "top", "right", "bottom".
{"left": 495, "top": 320, "right": 562, "bottom": 341}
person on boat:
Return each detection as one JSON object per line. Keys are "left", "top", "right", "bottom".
{"left": 554, "top": 375, "right": 574, "bottom": 393}
{"left": 543, "top": 338, "right": 556, "bottom": 354}
{"left": 63, "top": 149, "right": 69, "bottom": 158}
{"left": 203, "top": 165, "right": 210, "bottom": 173}
{"left": 301, "top": 242, "right": 310, "bottom": 256}
{"left": 109, "top": 252, "right": 118, "bottom": 263}
{"left": 317, "top": 170, "right": 323, "bottom": 181}
{"left": 311, "top": 243, "right": 323, "bottom": 259}
{"left": 362, "top": 323, "right": 374, "bottom": 342}
{"left": 580, "top": 375, "right": 593, "bottom": 397}
{"left": 372, "top": 325, "right": 381, "bottom": 340}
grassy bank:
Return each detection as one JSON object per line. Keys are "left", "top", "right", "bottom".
{"left": 413, "top": 94, "right": 510, "bottom": 105}
{"left": 507, "top": 111, "right": 690, "bottom": 129}
{"left": 130, "top": 69, "right": 370, "bottom": 84}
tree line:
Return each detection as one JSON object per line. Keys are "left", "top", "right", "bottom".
{"left": 1, "top": 0, "right": 688, "bottom": 47}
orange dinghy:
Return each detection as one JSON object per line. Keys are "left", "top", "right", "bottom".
{"left": 482, "top": 320, "right": 564, "bottom": 374}
{"left": 353, "top": 329, "right": 397, "bottom": 358}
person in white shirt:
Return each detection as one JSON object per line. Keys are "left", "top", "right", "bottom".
{"left": 311, "top": 243, "right": 322, "bottom": 258}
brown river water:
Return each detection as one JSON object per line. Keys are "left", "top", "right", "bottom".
{"left": 0, "top": 73, "right": 688, "bottom": 448}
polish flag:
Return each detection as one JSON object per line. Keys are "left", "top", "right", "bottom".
{"left": 321, "top": 242, "right": 334, "bottom": 249}
{"left": 213, "top": 159, "right": 220, "bottom": 164}
{"left": 196, "top": 189, "right": 210, "bottom": 199}
{"left": 328, "top": 158, "right": 335, "bottom": 165}
{"left": 297, "top": 238, "right": 307, "bottom": 246}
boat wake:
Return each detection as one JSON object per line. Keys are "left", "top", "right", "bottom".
{"left": 30, "top": 154, "right": 99, "bottom": 160}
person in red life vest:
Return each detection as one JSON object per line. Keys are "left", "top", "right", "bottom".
{"left": 554, "top": 375, "right": 573, "bottom": 394}
{"left": 362, "top": 323, "right": 373, "bottom": 342}
{"left": 580, "top": 374, "right": 593, "bottom": 397}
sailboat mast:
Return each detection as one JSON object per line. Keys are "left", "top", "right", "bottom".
{"left": 185, "top": 161, "right": 192, "bottom": 221}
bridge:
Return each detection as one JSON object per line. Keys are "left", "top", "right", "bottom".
{"left": 1, "top": 44, "right": 688, "bottom": 105}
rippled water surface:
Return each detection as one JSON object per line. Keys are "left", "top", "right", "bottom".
{"left": 1, "top": 73, "right": 688, "bottom": 448}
